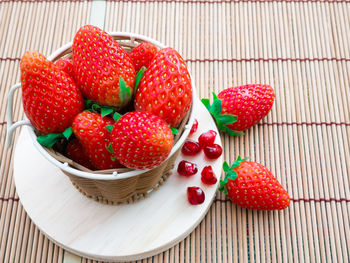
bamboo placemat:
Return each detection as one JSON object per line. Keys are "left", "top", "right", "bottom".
{"left": 1, "top": 0, "right": 350, "bottom": 262}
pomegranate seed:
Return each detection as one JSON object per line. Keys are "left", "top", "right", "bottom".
{"left": 201, "top": 166, "right": 217, "bottom": 185}
{"left": 181, "top": 140, "right": 201, "bottom": 156}
{"left": 190, "top": 119, "right": 198, "bottom": 134}
{"left": 177, "top": 160, "right": 198, "bottom": 176}
{"left": 203, "top": 144, "right": 222, "bottom": 159}
{"left": 198, "top": 130, "right": 217, "bottom": 148}
{"left": 187, "top": 187, "right": 205, "bottom": 205}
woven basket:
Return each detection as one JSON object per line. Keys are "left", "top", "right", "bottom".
{"left": 7, "top": 32, "right": 196, "bottom": 205}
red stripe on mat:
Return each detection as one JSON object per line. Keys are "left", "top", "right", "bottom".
{"left": 185, "top": 58, "right": 350, "bottom": 62}
{"left": 0, "top": 197, "right": 20, "bottom": 201}
{"left": 258, "top": 122, "right": 350, "bottom": 126}
{"left": 214, "top": 198, "right": 350, "bottom": 203}
{"left": 0, "top": 57, "right": 20, "bottom": 61}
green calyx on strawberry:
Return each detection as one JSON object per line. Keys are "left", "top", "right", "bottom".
{"left": 72, "top": 25, "right": 136, "bottom": 108}
{"left": 37, "top": 127, "right": 73, "bottom": 147}
{"left": 84, "top": 100, "right": 117, "bottom": 118}
{"left": 219, "top": 156, "right": 290, "bottom": 210}
{"left": 202, "top": 84, "right": 275, "bottom": 136}
{"left": 202, "top": 93, "right": 243, "bottom": 136}
{"left": 219, "top": 156, "right": 248, "bottom": 194}
{"left": 134, "top": 66, "right": 146, "bottom": 93}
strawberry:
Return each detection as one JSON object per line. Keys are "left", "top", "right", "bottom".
{"left": 20, "top": 51, "right": 84, "bottom": 135}
{"left": 129, "top": 42, "right": 158, "bottom": 72}
{"left": 54, "top": 58, "right": 74, "bottom": 79}
{"left": 219, "top": 156, "right": 290, "bottom": 210}
{"left": 66, "top": 139, "right": 96, "bottom": 170}
{"left": 134, "top": 47, "right": 192, "bottom": 127}
{"left": 111, "top": 111, "right": 173, "bottom": 169}
{"left": 72, "top": 25, "right": 136, "bottom": 108}
{"left": 72, "top": 112, "right": 121, "bottom": 170}
{"left": 202, "top": 84, "right": 275, "bottom": 136}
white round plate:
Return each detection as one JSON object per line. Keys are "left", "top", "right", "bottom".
{"left": 13, "top": 99, "right": 223, "bottom": 262}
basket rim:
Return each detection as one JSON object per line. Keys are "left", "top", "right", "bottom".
{"left": 26, "top": 31, "right": 196, "bottom": 180}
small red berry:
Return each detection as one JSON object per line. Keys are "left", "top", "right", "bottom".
{"left": 187, "top": 187, "right": 205, "bottom": 205}
{"left": 177, "top": 160, "right": 198, "bottom": 177}
{"left": 201, "top": 166, "right": 217, "bottom": 185}
{"left": 198, "top": 130, "right": 217, "bottom": 148}
{"left": 190, "top": 119, "right": 198, "bottom": 134}
{"left": 203, "top": 144, "right": 222, "bottom": 160}
{"left": 181, "top": 140, "right": 201, "bottom": 156}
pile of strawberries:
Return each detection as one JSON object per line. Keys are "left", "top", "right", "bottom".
{"left": 20, "top": 25, "right": 192, "bottom": 170}
{"left": 20, "top": 24, "right": 290, "bottom": 211}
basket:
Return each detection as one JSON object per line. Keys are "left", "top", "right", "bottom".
{"left": 6, "top": 32, "right": 196, "bottom": 205}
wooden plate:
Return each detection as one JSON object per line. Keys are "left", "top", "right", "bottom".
{"left": 13, "top": 99, "right": 223, "bottom": 262}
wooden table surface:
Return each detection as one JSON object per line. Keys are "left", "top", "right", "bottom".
{"left": 1, "top": 0, "right": 350, "bottom": 262}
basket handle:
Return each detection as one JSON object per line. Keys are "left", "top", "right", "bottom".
{"left": 6, "top": 83, "right": 32, "bottom": 147}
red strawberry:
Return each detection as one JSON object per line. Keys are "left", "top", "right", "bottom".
{"left": 134, "top": 47, "right": 192, "bottom": 127}
{"left": 72, "top": 112, "right": 121, "bottom": 170}
{"left": 219, "top": 156, "right": 290, "bottom": 210}
{"left": 129, "top": 42, "right": 158, "bottom": 72}
{"left": 54, "top": 58, "right": 74, "bottom": 79}
{"left": 66, "top": 139, "right": 96, "bottom": 170}
{"left": 111, "top": 111, "right": 173, "bottom": 169}
{"left": 20, "top": 51, "right": 84, "bottom": 134}
{"left": 72, "top": 25, "right": 136, "bottom": 108}
{"left": 202, "top": 85, "right": 275, "bottom": 135}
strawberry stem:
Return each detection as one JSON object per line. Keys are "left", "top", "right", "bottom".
{"left": 84, "top": 99, "right": 118, "bottom": 118}
{"left": 106, "top": 143, "right": 114, "bottom": 154}
{"left": 201, "top": 93, "right": 244, "bottom": 136}
{"left": 171, "top": 127, "right": 178, "bottom": 135}
{"left": 37, "top": 126, "right": 73, "bottom": 148}
{"left": 134, "top": 66, "right": 146, "bottom": 93}
{"left": 106, "top": 125, "right": 114, "bottom": 132}
{"left": 218, "top": 156, "right": 249, "bottom": 194}
{"left": 113, "top": 112, "right": 122, "bottom": 122}
{"left": 119, "top": 76, "right": 132, "bottom": 107}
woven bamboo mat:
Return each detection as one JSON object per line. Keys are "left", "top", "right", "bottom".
{"left": 1, "top": 0, "right": 350, "bottom": 262}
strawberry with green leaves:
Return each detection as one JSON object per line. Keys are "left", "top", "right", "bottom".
{"left": 72, "top": 25, "right": 136, "bottom": 108}
{"left": 129, "top": 42, "right": 158, "bottom": 72}
{"left": 219, "top": 156, "right": 290, "bottom": 210}
{"left": 111, "top": 111, "right": 173, "bottom": 170}
{"left": 72, "top": 112, "right": 121, "bottom": 170}
{"left": 202, "top": 84, "right": 275, "bottom": 136}
{"left": 20, "top": 51, "right": 84, "bottom": 135}
{"left": 134, "top": 47, "right": 192, "bottom": 128}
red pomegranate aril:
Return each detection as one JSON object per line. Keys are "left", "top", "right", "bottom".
{"left": 181, "top": 140, "right": 201, "bottom": 156}
{"left": 190, "top": 119, "right": 198, "bottom": 134}
{"left": 198, "top": 130, "right": 217, "bottom": 148}
{"left": 177, "top": 160, "right": 198, "bottom": 177}
{"left": 203, "top": 144, "right": 222, "bottom": 160}
{"left": 187, "top": 187, "right": 205, "bottom": 205}
{"left": 201, "top": 166, "right": 217, "bottom": 185}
